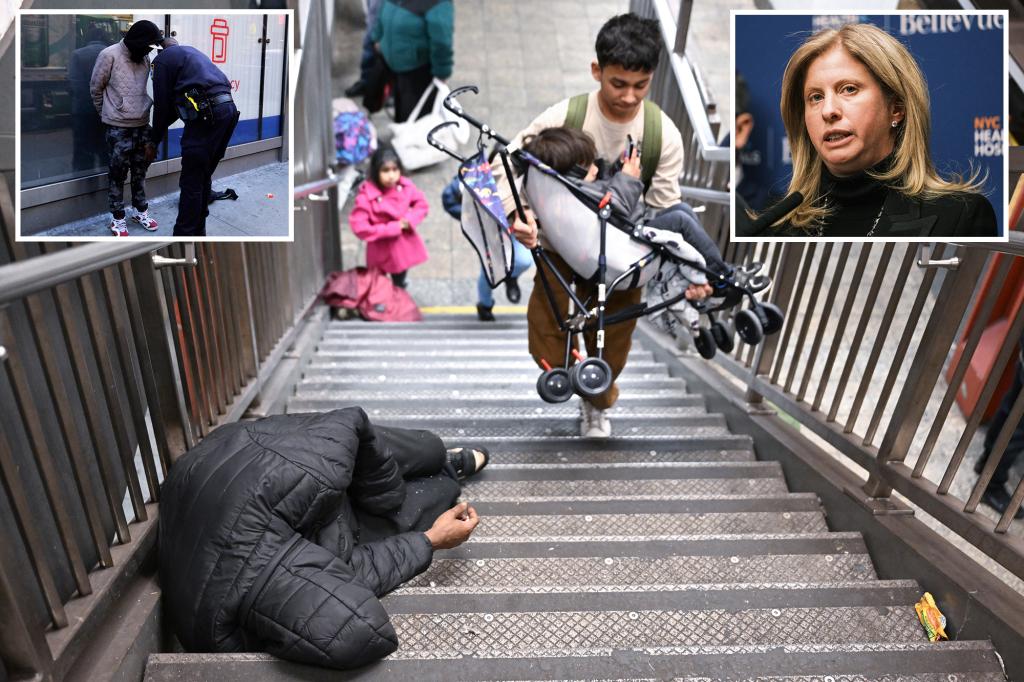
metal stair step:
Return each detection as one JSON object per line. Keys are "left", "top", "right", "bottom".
{"left": 456, "top": 509, "right": 827, "bottom": 542}
{"left": 325, "top": 318, "right": 529, "bottom": 331}
{"left": 383, "top": 587, "right": 929, "bottom": 658}
{"left": 446, "top": 446, "right": 757, "bottom": 464}
{"left": 445, "top": 435, "right": 755, "bottom": 453}
{"left": 470, "top": 491, "right": 819, "bottom": 514}
{"left": 399, "top": 551, "right": 877, "bottom": 593}
{"left": 311, "top": 347, "right": 655, "bottom": 361}
{"left": 289, "top": 388, "right": 696, "bottom": 407}
{"left": 372, "top": 414, "right": 726, "bottom": 436}
{"left": 459, "top": 474, "right": 788, "bottom": 502}
{"left": 296, "top": 376, "right": 688, "bottom": 393}
{"left": 299, "top": 365, "right": 674, "bottom": 384}
{"left": 438, "top": 532, "right": 868, "bottom": 560}
{"left": 305, "top": 359, "right": 668, "bottom": 373}
{"left": 144, "top": 641, "right": 1005, "bottom": 681}
{"left": 287, "top": 402, "right": 708, "bottom": 419}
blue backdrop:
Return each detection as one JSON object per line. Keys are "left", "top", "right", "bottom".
{"left": 735, "top": 13, "right": 1005, "bottom": 231}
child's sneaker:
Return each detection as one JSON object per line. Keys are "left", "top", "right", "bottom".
{"left": 131, "top": 209, "right": 158, "bottom": 231}
{"left": 580, "top": 400, "right": 611, "bottom": 438}
{"left": 109, "top": 216, "right": 129, "bottom": 237}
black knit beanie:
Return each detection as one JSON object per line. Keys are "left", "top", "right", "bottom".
{"left": 124, "top": 20, "right": 162, "bottom": 63}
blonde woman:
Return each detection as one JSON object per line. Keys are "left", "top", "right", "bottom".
{"left": 770, "top": 23, "right": 996, "bottom": 237}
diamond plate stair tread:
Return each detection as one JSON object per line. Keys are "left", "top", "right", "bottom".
{"left": 143, "top": 642, "right": 1004, "bottom": 681}
{"left": 296, "top": 375, "right": 687, "bottom": 391}
{"left": 387, "top": 604, "right": 927, "bottom": 658}
{"left": 289, "top": 389, "right": 697, "bottom": 407}
{"left": 371, "top": 415, "right": 726, "bottom": 436}
{"left": 471, "top": 461, "right": 782, "bottom": 480}
{"left": 461, "top": 510, "right": 826, "bottom": 541}
{"left": 289, "top": 404, "right": 709, "bottom": 419}
{"left": 442, "top": 435, "right": 756, "bottom": 453}
{"left": 459, "top": 477, "right": 787, "bottom": 502}
{"left": 313, "top": 348, "right": 655, "bottom": 361}
{"left": 442, "top": 533, "right": 868, "bottom": 559}
{"left": 300, "top": 367, "right": 675, "bottom": 384}
{"left": 472, "top": 494, "right": 822, "bottom": 517}
{"left": 400, "top": 553, "right": 878, "bottom": 592}
{"left": 306, "top": 360, "right": 668, "bottom": 374}
{"left": 385, "top": 579, "right": 919, "bottom": 606}
{"left": 446, "top": 447, "right": 757, "bottom": 464}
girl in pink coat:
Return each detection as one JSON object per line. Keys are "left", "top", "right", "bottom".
{"left": 349, "top": 147, "right": 429, "bottom": 288}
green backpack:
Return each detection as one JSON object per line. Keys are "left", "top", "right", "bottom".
{"left": 563, "top": 93, "right": 663, "bottom": 193}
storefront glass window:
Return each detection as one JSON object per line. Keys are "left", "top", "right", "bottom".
{"left": 20, "top": 13, "right": 288, "bottom": 191}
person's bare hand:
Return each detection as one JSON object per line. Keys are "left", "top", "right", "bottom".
{"left": 684, "top": 283, "right": 713, "bottom": 301}
{"left": 143, "top": 143, "right": 157, "bottom": 164}
{"left": 511, "top": 209, "right": 538, "bottom": 249}
{"left": 424, "top": 502, "right": 479, "bottom": 550}
{"left": 622, "top": 146, "right": 641, "bottom": 179}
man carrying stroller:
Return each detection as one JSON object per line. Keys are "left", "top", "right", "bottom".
{"left": 494, "top": 13, "right": 717, "bottom": 438}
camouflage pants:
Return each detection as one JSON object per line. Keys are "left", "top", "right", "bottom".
{"left": 106, "top": 125, "right": 152, "bottom": 218}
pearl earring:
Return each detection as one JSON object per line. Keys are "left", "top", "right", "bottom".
{"left": 891, "top": 121, "right": 899, "bottom": 128}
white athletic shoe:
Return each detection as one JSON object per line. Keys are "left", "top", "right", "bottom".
{"left": 109, "top": 217, "right": 129, "bottom": 237}
{"left": 580, "top": 400, "right": 611, "bottom": 438}
{"left": 131, "top": 209, "right": 159, "bottom": 231}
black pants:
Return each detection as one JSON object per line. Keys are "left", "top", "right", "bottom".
{"left": 356, "top": 425, "right": 460, "bottom": 542}
{"left": 393, "top": 63, "right": 434, "bottom": 123}
{"left": 979, "top": 336, "right": 1024, "bottom": 486}
{"left": 174, "top": 101, "right": 240, "bottom": 237}
{"left": 390, "top": 270, "right": 408, "bottom": 289}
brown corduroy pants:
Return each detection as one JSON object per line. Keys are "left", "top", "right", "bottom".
{"left": 526, "top": 251, "right": 642, "bottom": 410}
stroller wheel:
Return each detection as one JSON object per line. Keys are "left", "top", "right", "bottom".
{"left": 710, "top": 321, "right": 734, "bottom": 353}
{"left": 694, "top": 327, "right": 717, "bottom": 359}
{"left": 537, "top": 368, "right": 573, "bottom": 403}
{"left": 759, "top": 302, "right": 785, "bottom": 336}
{"left": 739, "top": 261, "right": 764, "bottom": 277}
{"left": 570, "top": 357, "right": 613, "bottom": 398}
{"left": 735, "top": 309, "right": 764, "bottom": 345}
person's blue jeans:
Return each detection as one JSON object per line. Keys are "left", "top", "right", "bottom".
{"left": 358, "top": 0, "right": 383, "bottom": 84}
{"left": 478, "top": 238, "right": 533, "bottom": 307}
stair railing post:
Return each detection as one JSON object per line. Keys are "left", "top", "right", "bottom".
{"left": 746, "top": 243, "right": 803, "bottom": 405}
{"left": 862, "top": 244, "right": 990, "bottom": 498}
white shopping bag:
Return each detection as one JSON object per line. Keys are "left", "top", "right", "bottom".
{"left": 389, "top": 78, "right": 469, "bottom": 170}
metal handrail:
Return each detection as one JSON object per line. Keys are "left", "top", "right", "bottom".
{"left": 0, "top": 242, "right": 169, "bottom": 306}
{"left": 692, "top": 238, "right": 1024, "bottom": 582}
{"left": 649, "top": 0, "right": 729, "bottom": 163}
{"left": 293, "top": 165, "right": 359, "bottom": 201}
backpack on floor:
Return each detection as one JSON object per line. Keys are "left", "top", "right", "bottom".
{"left": 334, "top": 110, "right": 377, "bottom": 166}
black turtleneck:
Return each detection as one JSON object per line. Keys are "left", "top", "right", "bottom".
{"left": 815, "top": 156, "right": 891, "bottom": 237}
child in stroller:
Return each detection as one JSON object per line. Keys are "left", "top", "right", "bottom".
{"left": 425, "top": 85, "right": 783, "bottom": 432}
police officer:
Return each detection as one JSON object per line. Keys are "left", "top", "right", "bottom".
{"left": 149, "top": 37, "right": 240, "bottom": 237}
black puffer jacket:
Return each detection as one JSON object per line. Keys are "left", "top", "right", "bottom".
{"left": 158, "top": 408, "right": 434, "bottom": 669}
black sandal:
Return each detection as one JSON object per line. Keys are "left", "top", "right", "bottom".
{"left": 447, "top": 446, "right": 490, "bottom": 479}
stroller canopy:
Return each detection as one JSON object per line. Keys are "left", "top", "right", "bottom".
{"left": 459, "top": 151, "right": 514, "bottom": 288}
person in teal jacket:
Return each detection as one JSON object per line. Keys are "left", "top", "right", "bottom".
{"left": 371, "top": 0, "right": 453, "bottom": 122}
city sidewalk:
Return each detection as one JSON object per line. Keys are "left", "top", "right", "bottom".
{"left": 30, "top": 161, "right": 290, "bottom": 238}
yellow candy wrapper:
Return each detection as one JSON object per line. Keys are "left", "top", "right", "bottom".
{"left": 915, "top": 592, "right": 948, "bottom": 642}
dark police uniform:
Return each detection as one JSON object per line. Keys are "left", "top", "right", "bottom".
{"left": 151, "top": 43, "right": 239, "bottom": 237}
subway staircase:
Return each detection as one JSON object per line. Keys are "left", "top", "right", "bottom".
{"left": 144, "top": 314, "right": 1006, "bottom": 681}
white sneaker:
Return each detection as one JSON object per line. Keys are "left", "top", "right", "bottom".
{"left": 109, "top": 217, "right": 129, "bottom": 237}
{"left": 580, "top": 401, "right": 611, "bottom": 438}
{"left": 131, "top": 209, "right": 159, "bottom": 231}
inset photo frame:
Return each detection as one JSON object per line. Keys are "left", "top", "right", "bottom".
{"left": 732, "top": 10, "right": 1008, "bottom": 241}
{"left": 15, "top": 9, "right": 295, "bottom": 241}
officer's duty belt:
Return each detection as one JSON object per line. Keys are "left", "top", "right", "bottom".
{"left": 209, "top": 93, "right": 234, "bottom": 106}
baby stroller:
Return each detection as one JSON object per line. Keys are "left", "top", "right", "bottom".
{"left": 426, "top": 86, "right": 784, "bottom": 404}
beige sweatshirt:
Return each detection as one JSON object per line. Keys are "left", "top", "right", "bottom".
{"left": 495, "top": 91, "right": 685, "bottom": 216}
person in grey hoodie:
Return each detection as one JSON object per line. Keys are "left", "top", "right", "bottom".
{"left": 90, "top": 20, "right": 162, "bottom": 236}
